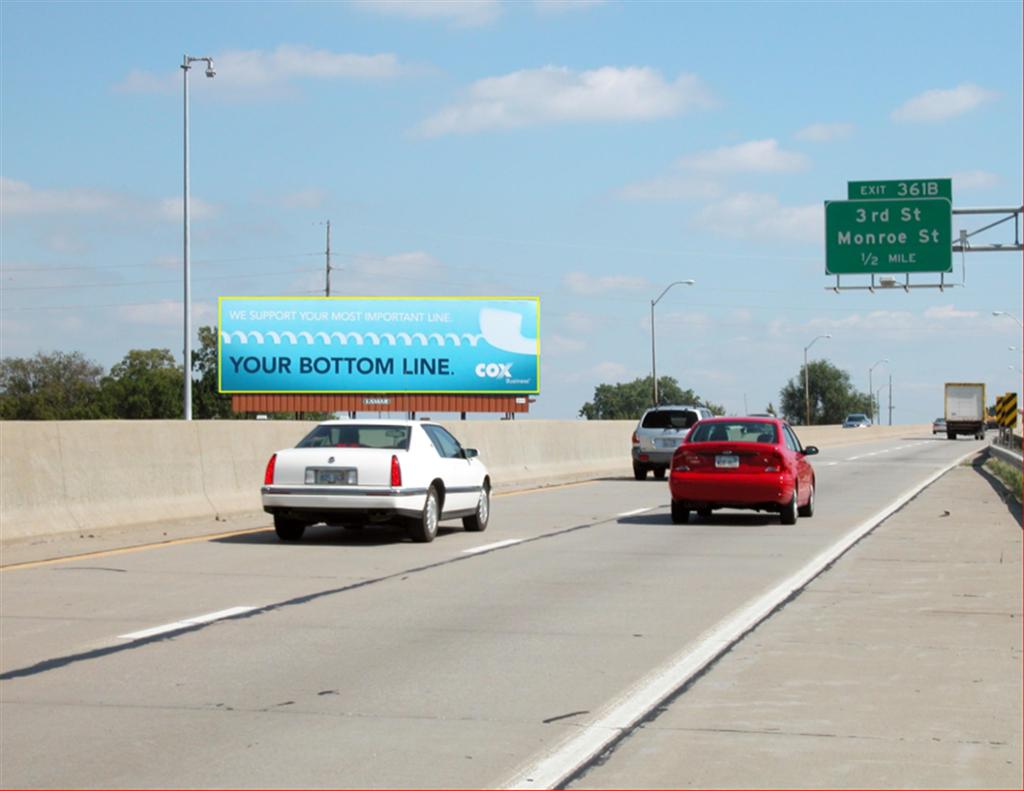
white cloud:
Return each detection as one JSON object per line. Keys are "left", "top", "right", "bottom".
{"left": 678, "top": 139, "right": 808, "bottom": 173}
{"left": 592, "top": 361, "right": 629, "bottom": 380}
{"left": 693, "top": 193, "right": 821, "bottom": 243}
{"left": 563, "top": 271, "right": 647, "bottom": 295}
{"left": 534, "top": 0, "right": 607, "bottom": 15}
{"left": 1, "top": 177, "right": 219, "bottom": 222}
{"left": 417, "top": 66, "right": 715, "bottom": 136}
{"left": 279, "top": 189, "right": 329, "bottom": 210}
{"left": 352, "top": 0, "right": 501, "bottom": 27}
{"left": 117, "top": 299, "right": 215, "bottom": 326}
{"left": 794, "top": 122, "right": 854, "bottom": 142}
{"left": 923, "top": 304, "right": 978, "bottom": 320}
{"left": 616, "top": 175, "right": 723, "bottom": 202}
{"left": 114, "top": 45, "right": 406, "bottom": 95}
{"left": 545, "top": 333, "right": 587, "bottom": 355}
{"left": 953, "top": 170, "right": 999, "bottom": 191}
{"left": 891, "top": 83, "right": 997, "bottom": 122}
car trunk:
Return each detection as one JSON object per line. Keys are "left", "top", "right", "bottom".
{"left": 674, "top": 442, "right": 782, "bottom": 473}
{"left": 272, "top": 447, "right": 402, "bottom": 487}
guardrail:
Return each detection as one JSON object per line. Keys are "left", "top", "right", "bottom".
{"left": 1, "top": 420, "right": 930, "bottom": 544}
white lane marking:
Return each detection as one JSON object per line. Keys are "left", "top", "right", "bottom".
{"left": 461, "top": 539, "right": 524, "bottom": 555}
{"left": 500, "top": 445, "right": 980, "bottom": 790}
{"left": 845, "top": 455, "right": 864, "bottom": 461}
{"left": 823, "top": 462, "right": 839, "bottom": 466}
{"left": 118, "top": 606, "right": 258, "bottom": 640}
{"left": 617, "top": 507, "right": 653, "bottom": 518}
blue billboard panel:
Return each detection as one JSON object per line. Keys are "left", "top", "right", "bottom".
{"left": 218, "top": 296, "right": 540, "bottom": 394}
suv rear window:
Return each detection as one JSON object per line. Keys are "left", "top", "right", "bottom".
{"left": 641, "top": 410, "right": 700, "bottom": 429}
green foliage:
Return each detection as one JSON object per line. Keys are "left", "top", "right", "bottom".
{"left": 579, "top": 376, "right": 724, "bottom": 420}
{"left": 192, "top": 325, "right": 236, "bottom": 420}
{"left": 985, "top": 459, "right": 1022, "bottom": 503}
{"left": 779, "top": 359, "right": 872, "bottom": 425}
{"left": 0, "top": 351, "right": 107, "bottom": 419}
{"left": 101, "top": 349, "right": 183, "bottom": 419}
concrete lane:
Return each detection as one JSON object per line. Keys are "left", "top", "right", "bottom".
{"left": 566, "top": 458, "right": 1021, "bottom": 790}
{"left": 0, "top": 433, "right": 993, "bottom": 788}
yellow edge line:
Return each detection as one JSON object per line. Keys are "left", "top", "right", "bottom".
{"left": 1, "top": 480, "right": 597, "bottom": 571}
{"left": 0, "top": 527, "right": 272, "bottom": 571}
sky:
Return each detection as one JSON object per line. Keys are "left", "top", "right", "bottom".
{"left": 2, "top": 0, "right": 1022, "bottom": 424}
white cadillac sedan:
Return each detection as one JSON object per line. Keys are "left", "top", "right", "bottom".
{"left": 261, "top": 420, "right": 490, "bottom": 543}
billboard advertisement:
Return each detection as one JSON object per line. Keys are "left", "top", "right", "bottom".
{"left": 218, "top": 296, "right": 540, "bottom": 394}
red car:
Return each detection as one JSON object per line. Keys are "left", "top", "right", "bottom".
{"left": 668, "top": 417, "right": 818, "bottom": 525}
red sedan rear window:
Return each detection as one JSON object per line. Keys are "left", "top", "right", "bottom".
{"left": 689, "top": 422, "right": 777, "bottom": 444}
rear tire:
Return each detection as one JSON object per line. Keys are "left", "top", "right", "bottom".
{"left": 409, "top": 486, "right": 440, "bottom": 543}
{"left": 652, "top": 467, "right": 666, "bottom": 480}
{"left": 697, "top": 508, "right": 712, "bottom": 520}
{"left": 671, "top": 500, "right": 690, "bottom": 524}
{"left": 274, "top": 515, "right": 306, "bottom": 542}
{"left": 947, "top": 431, "right": 956, "bottom": 440}
{"left": 462, "top": 484, "right": 490, "bottom": 532}
{"left": 633, "top": 463, "right": 647, "bottom": 480}
{"left": 797, "top": 482, "right": 815, "bottom": 518}
{"left": 780, "top": 489, "right": 798, "bottom": 525}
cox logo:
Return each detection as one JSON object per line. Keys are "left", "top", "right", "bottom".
{"left": 475, "top": 362, "right": 512, "bottom": 378}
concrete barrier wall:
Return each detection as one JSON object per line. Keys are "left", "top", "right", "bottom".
{"left": 1, "top": 420, "right": 929, "bottom": 543}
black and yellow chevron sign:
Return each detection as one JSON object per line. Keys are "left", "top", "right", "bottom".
{"left": 998, "top": 392, "right": 1017, "bottom": 427}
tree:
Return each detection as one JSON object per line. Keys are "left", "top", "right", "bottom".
{"left": 779, "top": 360, "right": 872, "bottom": 425}
{"left": 0, "top": 351, "right": 108, "bottom": 419}
{"left": 101, "top": 349, "right": 183, "bottom": 419}
{"left": 579, "top": 376, "right": 724, "bottom": 420}
{"left": 193, "top": 326, "right": 235, "bottom": 419}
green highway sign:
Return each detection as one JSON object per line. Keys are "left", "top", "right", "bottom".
{"left": 825, "top": 197, "right": 952, "bottom": 275}
{"left": 848, "top": 178, "right": 951, "bottom": 201}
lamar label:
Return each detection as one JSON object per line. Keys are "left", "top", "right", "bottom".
{"left": 824, "top": 197, "right": 951, "bottom": 275}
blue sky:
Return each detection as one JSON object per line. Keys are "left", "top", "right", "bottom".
{"left": 2, "top": 0, "right": 1021, "bottom": 423}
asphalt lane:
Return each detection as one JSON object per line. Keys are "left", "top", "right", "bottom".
{"left": 0, "top": 433, "right": 989, "bottom": 788}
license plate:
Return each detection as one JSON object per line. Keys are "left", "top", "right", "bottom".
{"left": 656, "top": 438, "right": 680, "bottom": 449}
{"left": 307, "top": 468, "right": 357, "bottom": 485}
{"left": 715, "top": 455, "right": 739, "bottom": 469}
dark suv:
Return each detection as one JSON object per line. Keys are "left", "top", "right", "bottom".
{"left": 631, "top": 405, "right": 712, "bottom": 480}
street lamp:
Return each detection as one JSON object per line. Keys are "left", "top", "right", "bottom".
{"left": 803, "top": 334, "right": 831, "bottom": 425}
{"left": 868, "top": 358, "right": 889, "bottom": 423}
{"left": 992, "top": 310, "right": 1023, "bottom": 328}
{"left": 650, "top": 279, "right": 695, "bottom": 406}
{"left": 182, "top": 53, "right": 215, "bottom": 421}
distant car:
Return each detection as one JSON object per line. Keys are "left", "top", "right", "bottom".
{"left": 668, "top": 417, "right": 818, "bottom": 525}
{"left": 261, "top": 420, "right": 490, "bottom": 543}
{"left": 842, "top": 413, "right": 872, "bottom": 428}
{"left": 632, "top": 405, "right": 713, "bottom": 480}
{"left": 932, "top": 417, "right": 947, "bottom": 435}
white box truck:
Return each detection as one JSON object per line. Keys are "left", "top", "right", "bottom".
{"left": 944, "top": 382, "right": 986, "bottom": 440}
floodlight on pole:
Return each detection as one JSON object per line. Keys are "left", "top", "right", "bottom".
{"left": 992, "top": 310, "right": 1023, "bottom": 328}
{"left": 182, "top": 53, "right": 215, "bottom": 421}
{"left": 650, "top": 279, "right": 695, "bottom": 406}
{"left": 868, "top": 358, "right": 889, "bottom": 423}
{"left": 803, "top": 334, "right": 831, "bottom": 425}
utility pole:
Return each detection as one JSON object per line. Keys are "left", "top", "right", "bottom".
{"left": 324, "top": 219, "right": 332, "bottom": 297}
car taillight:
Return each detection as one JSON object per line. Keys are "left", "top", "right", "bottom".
{"left": 390, "top": 454, "right": 402, "bottom": 487}
{"left": 631, "top": 431, "right": 639, "bottom": 445}
{"left": 760, "top": 452, "right": 782, "bottom": 472}
{"left": 264, "top": 453, "right": 277, "bottom": 485}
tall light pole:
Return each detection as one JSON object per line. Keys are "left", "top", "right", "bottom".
{"left": 803, "top": 334, "right": 831, "bottom": 425}
{"left": 868, "top": 358, "right": 889, "bottom": 423}
{"left": 650, "top": 279, "right": 695, "bottom": 406}
{"left": 992, "top": 310, "right": 1024, "bottom": 328}
{"left": 182, "top": 53, "right": 215, "bottom": 421}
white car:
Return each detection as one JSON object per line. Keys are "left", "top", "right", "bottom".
{"left": 261, "top": 420, "right": 490, "bottom": 543}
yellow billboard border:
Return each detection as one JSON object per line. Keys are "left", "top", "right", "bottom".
{"left": 216, "top": 295, "right": 541, "bottom": 395}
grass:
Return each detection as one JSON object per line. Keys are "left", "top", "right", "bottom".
{"left": 985, "top": 458, "right": 1023, "bottom": 504}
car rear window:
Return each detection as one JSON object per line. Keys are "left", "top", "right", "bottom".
{"left": 689, "top": 422, "right": 777, "bottom": 443}
{"left": 641, "top": 410, "right": 700, "bottom": 429}
{"left": 297, "top": 425, "right": 411, "bottom": 450}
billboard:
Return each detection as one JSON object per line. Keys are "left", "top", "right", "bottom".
{"left": 218, "top": 296, "right": 540, "bottom": 394}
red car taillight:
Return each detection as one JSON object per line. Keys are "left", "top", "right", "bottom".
{"left": 631, "top": 431, "right": 639, "bottom": 445}
{"left": 759, "top": 451, "right": 783, "bottom": 473}
{"left": 390, "top": 454, "right": 402, "bottom": 487}
{"left": 264, "top": 453, "right": 277, "bottom": 485}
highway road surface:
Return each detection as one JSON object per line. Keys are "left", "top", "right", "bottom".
{"left": 0, "top": 433, "right": 1006, "bottom": 788}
